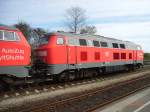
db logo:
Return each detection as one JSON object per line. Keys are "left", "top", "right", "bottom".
{"left": 105, "top": 52, "right": 109, "bottom": 57}
{"left": 138, "top": 53, "right": 143, "bottom": 58}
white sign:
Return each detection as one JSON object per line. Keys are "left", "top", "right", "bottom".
{"left": 0, "top": 48, "right": 25, "bottom": 61}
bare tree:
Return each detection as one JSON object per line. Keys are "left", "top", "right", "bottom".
{"left": 34, "top": 28, "right": 47, "bottom": 37}
{"left": 65, "top": 6, "right": 86, "bottom": 33}
{"left": 14, "top": 21, "right": 31, "bottom": 39}
{"left": 80, "top": 25, "right": 97, "bottom": 34}
{"left": 14, "top": 21, "right": 39, "bottom": 48}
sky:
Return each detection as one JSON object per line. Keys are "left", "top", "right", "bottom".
{"left": 0, "top": 0, "right": 150, "bottom": 52}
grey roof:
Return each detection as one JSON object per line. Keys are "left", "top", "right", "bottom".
{"left": 44, "top": 32, "right": 140, "bottom": 50}
{"left": 50, "top": 32, "right": 126, "bottom": 42}
{"left": 0, "top": 24, "right": 18, "bottom": 31}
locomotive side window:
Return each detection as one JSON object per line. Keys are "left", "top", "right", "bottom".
{"left": 113, "top": 53, "right": 120, "bottom": 60}
{"left": 95, "top": 52, "right": 100, "bottom": 60}
{"left": 68, "top": 38, "right": 74, "bottom": 45}
{"left": 93, "top": 40, "right": 100, "bottom": 47}
{"left": 81, "top": 52, "right": 87, "bottom": 61}
{"left": 112, "top": 43, "right": 119, "bottom": 48}
{"left": 14, "top": 33, "right": 20, "bottom": 41}
{"left": 137, "top": 46, "right": 142, "bottom": 50}
{"left": 100, "top": 42, "right": 108, "bottom": 47}
{"left": 121, "top": 53, "right": 126, "bottom": 59}
{"left": 129, "top": 53, "right": 132, "bottom": 59}
{"left": 0, "top": 30, "right": 3, "bottom": 40}
{"left": 68, "top": 38, "right": 78, "bottom": 46}
{"left": 57, "top": 37, "right": 64, "bottom": 45}
{"left": 4, "top": 31, "right": 14, "bottom": 41}
{"left": 87, "top": 40, "right": 93, "bottom": 46}
{"left": 120, "top": 44, "right": 125, "bottom": 49}
{"left": 79, "top": 39, "right": 87, "bottom": 46}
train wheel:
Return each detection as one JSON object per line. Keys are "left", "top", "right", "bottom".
{"left": 92, "top": 69, "right": 98, "bottom": 77}
{"left": 132, "top": 65, "right": 136, "bottom": 71}
{"left": 136, "top": 64, "right": 142, "bottom": 69}
{"left": 75, "top": 70, "right": 80, "bottom": 80}
{"left": 58, "top": 72, "right": 68, "bottom": 82}
{"left": 101, "top": 67, "right": 106, "bottom": 74}
{"left": 53, "top": 74, "right": 59, "bottom": 82}
{"left": 79, "top": 70, "right": 85, "bottom": 79}
{"left": 68, "top": 72, "right": 76, "bottom": 81}
{"left": 125, "top": 66, "right": 129, "bottom": 71}
{"left": 127, "top": 65, "right": 135, "bottom": 72}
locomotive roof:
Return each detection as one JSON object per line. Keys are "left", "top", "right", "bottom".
{"left": 50, "top": 32, "right": 130, "bottom": 43}
{"left": 44, "top": 32, "right": 141, "bottom": 50}
{"left": 56, "top": 32, "right": 141, "bottom": 49}
{"left": 0, "top": 24, "right": 19, "bottom": 31}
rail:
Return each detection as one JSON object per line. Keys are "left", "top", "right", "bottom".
{"left": 1, "top": 69, "right": 150, "bottom": 112}
{"left": 144, "top": 60, "right": 150, "bottom": 65}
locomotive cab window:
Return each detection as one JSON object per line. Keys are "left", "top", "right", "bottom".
{"left": 0, "top": 30, "right": 3, "bottom": 40}
{"left": 4, "top": 31, "right": 15, "bottom": 41}
{"left": 79, "top": 39, "right": 87, "bottom": 46}
{"left": 0, "top": 30, "right": 20, "bottom": 41}
{"left": 100, "top": 42, "right": 108, "bottom": 47}
{"left": 112, "top": 43, "right": 119, "bottom": 48}
{"left": 93, "top": 40, "right": 100, "bottom": 47}
{"left": 14, "top": 33, "right": 20, "bottom": 41}
{"left": 120, "top": 44, "right": 125, "bottom": 49}
{"left": 39, "top": 35, "right": 49, "bottom": 45}
{"left": 57, "top": 37, "right": 64, "bottom": 45}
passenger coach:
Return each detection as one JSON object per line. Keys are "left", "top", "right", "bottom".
{"left": 34, "top": 32, "right": 144, "bottom": 81}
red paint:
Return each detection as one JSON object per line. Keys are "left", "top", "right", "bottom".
{"left": 0, "top": 26, "right": 31, "bottom": 66}
{"left": 36, "top": 33, "right": 144, "bottom": 65}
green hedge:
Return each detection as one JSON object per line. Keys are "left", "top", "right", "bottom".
{"left": 144, "top": 53, "right": 150, "bottom": 60}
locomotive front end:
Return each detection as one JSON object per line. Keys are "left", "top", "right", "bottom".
{"left": 0, "top": 25, "right": 31, "bottom": 78}
{"left": 0, "top": 25, "right": 31, "bottom": 89}
{"left": 32, "top": 34, "right": 52, "bottom": 77}
{"left": 33, "top": 33, "right": 67, "bottom": 79}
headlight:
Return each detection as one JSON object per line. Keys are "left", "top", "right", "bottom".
{"left": 36, "top": 51, "right": 47, "bottom": 56}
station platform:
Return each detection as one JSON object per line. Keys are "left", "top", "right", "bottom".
{"left": 94, "top": 87, "right": 150, "bottom": 112}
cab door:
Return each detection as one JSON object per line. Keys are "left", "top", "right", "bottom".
{"left": 133, "top": 50, "right": 137, "bottom": 64}
{"left": 67, "top": 37, "right": 78, "bottom": 69}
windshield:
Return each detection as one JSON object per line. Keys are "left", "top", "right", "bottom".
{"left": 39, "top": 35, "right": 50, "bottom": 45}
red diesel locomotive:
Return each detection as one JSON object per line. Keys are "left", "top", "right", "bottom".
{"left": 34, "top": 32, "right": 143, "bottom": 81}
{"left": 0, "top": 25, "right": 144, "bottom": 89}
{"left": 0, "top": 25, "right": 31, "bottom": 88}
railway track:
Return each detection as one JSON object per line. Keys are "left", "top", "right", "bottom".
{"left": 50, "top": 74, "right": 150, "bottom": 112}
{"left": 0, "top": 65, "right": 149, "bottom": 100}
{"left": 0, "top": 63, "right": 149, "bottom": 96}
{"left": 0, "top": 65, "right": 150, "bottom": 112}
{"left": 144, "top": 60, "right": 150, "bottom": 65}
